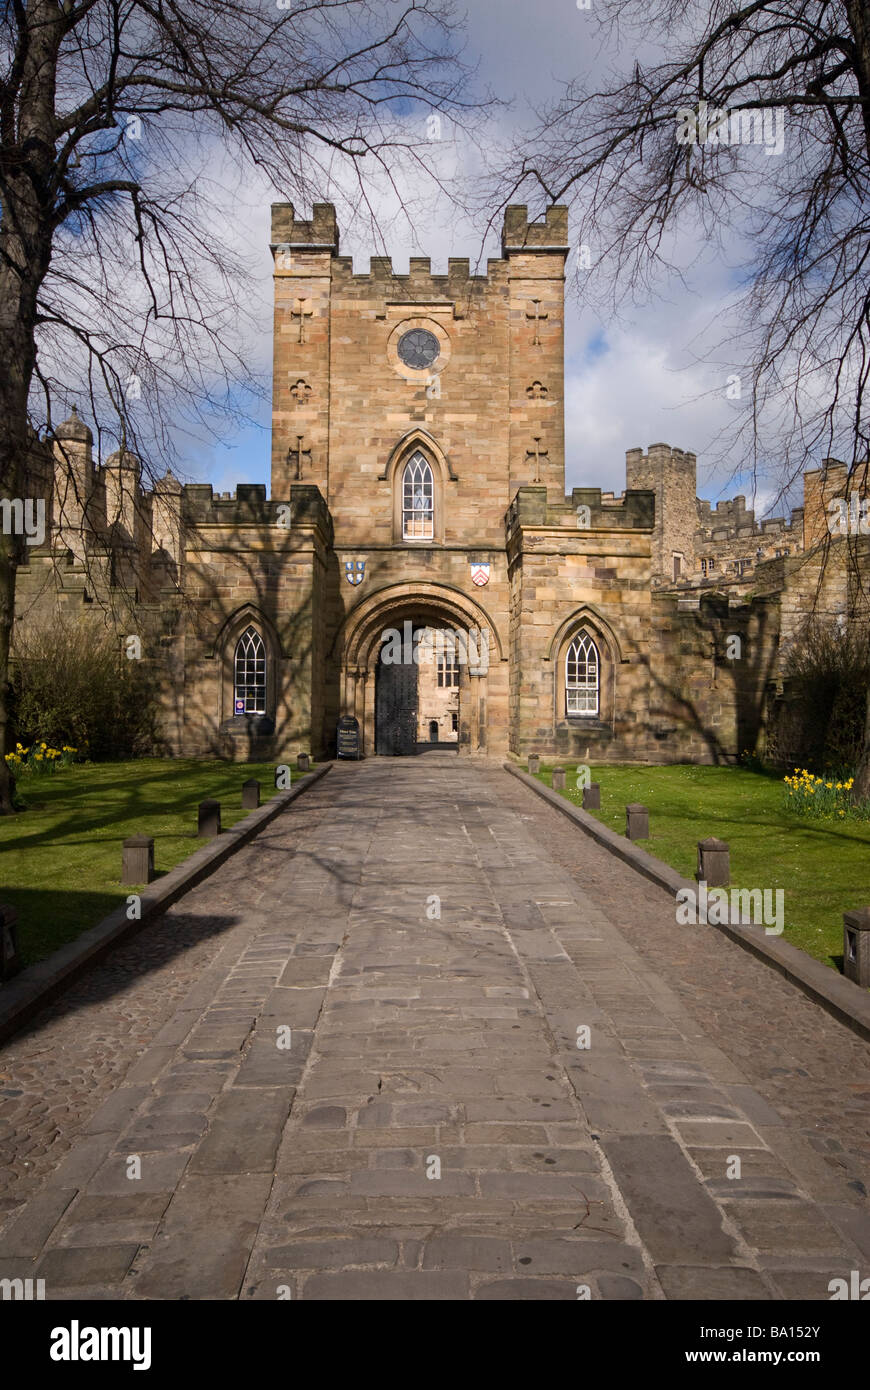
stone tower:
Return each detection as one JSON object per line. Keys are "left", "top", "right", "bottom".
{"left": 502, "top": 205, "right": 568, "bottom": 498}
{"left": 625, "top": 442, "right": 698, "bottom": 580}
{"left": 270, "top": 203, "right": 338, "bottom": 500}
{"left": 268, "top": 202, "right": 570, "bottom": 552}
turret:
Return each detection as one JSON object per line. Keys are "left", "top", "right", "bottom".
{"left": 626, "top": 443, "right": 698, "bottom": 580}
{"left": 103, "top": 447, "right": 144, "bottom": 549}
{"left": 151, "top": 468, "right": 183, "bottom": 568}
{"left": 52, "top": 406, "right": 95, "bottom": 560}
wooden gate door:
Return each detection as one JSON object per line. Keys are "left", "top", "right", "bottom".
{"left": 375, "top": 645, "right": 419, "bottom": 755}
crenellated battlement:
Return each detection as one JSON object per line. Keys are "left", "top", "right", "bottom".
{"left": 179, "top": 481, "right": 330, "bottom": 537}
{"left": 271, "top": 202, "right": 339, "bottom": 254}
{"left": 272, "top": 199, "right": 568, "bottom": 293}
{"left": 698, "top": 495, "right": 752, "bottom": 522}
{"left": 502, "top": 204, "right": 569, "bottom": 253}
{"left": 330, "top": 253, "right": 504, "bottom": 293}
{"left": 696, "top": 496, "right": 803, "bottom": 540}
{"left": 506, "top": 483, "right": 655, "bottom": 536}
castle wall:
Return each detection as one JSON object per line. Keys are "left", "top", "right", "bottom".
{"left": 14, "top": 202, "right": 869, "bottom": 769}
{"left": 169, "top": 484, "right": 331, "bottom": 759}
{"left": 646, "top": 592, "right": 781, "bottom": 763}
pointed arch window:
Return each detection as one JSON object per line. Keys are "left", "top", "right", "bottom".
{"left": 402, "top": 452, "right": 434, "bottom": 540}
{"left": 234, "top": 626, "right": 266, "bottom": 714}
{"left": 566, "top": 631, "right": 599, "bottom": 716}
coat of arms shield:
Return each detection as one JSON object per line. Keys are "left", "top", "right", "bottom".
{"left": 470, "top": 562, "right": 490, "bottom": 587}
{"left": 345, "top": 559, "right": 365, "bottom": 586}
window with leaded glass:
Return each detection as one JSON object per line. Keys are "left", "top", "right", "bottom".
{"left": 402, "top": 453, "right": 434, "bottom": 540}
{"left": 398, "top": 329, "right": 440, "bottom": 369}
{"left": 566, "top": 631, "right": 599, "bottom": 716}
{"left": 437, "top": 652, "right": 459, "bottom": 687}
{"left": 234, "top": 626, "right": 266, "bottom": 714}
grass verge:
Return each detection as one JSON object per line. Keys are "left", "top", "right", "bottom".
{"left": 532, "top": 761, "right": 870, "bottom": 969}
{"left": 0, "top": 759, "right": 300, "bottom": 965}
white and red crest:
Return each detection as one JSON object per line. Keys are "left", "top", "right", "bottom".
{"left": 470, "top": 562, "right": 490, "bottom": 587}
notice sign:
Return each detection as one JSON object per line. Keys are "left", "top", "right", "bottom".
{"left": 234, "top": 698, "right": 245, "bottom": 714}
{"left": 336, "top": 716, "right": 360, "bottom": 759}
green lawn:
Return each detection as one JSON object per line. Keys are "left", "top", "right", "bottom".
{"left": 0, "top": 759, "right": 301, "bottom": 966}
{"left": 532, "top": 761, "right": 870, "bottom": 969}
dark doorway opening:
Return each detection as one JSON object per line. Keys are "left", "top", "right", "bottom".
{"left": 429, "top": 719, "right": 439, "bottom": 743}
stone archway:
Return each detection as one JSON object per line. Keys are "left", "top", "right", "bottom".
{"left": 333, "top": 583, "right": 503, "bottom": 757}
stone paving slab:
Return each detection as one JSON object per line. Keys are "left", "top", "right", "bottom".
{"left": 0, "top": 755, "right": 868, "bottom": 1300}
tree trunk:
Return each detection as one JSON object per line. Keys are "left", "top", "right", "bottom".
{"left": 0, "top": 397, "right": 30, "bottom": 814}
{"left": 0, "top": 0, "right": 63, "bottom": 810}
{"left": 0, "top": 305, "right": 46, "bottom": 812}
{"left": 846, "top": 0, "right": 870, "bottom": 165}
{"left": 838, "top": 6, "right": 870, "bottom": 795}
{"left": 0, "top": 537, "right": 18, "bottom": 812}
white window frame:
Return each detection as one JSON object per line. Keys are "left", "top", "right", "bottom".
{"left": 566, "top": 631, "right": 599, "bottom": 717}
{"left": 234, "top": 626, "right": 266, "bottom": 715}
{"left": 402, "top": 452, "right": 434, "bottom": 541}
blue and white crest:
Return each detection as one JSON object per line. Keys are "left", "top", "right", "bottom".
{"left": 345, "top": 558, "right": 366, "bottom": 586}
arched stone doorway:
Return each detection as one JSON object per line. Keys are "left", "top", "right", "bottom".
{"left": 332, "top": 583, "right": 503, "bottom": 757}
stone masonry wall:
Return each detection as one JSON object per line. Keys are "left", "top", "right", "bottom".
{"left": 507, "top": 485, "right": 657, "bottom": 761}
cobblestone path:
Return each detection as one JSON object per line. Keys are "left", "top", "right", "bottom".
{"left": 0, "top": 756, "right": 867, "bottom": 1299}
